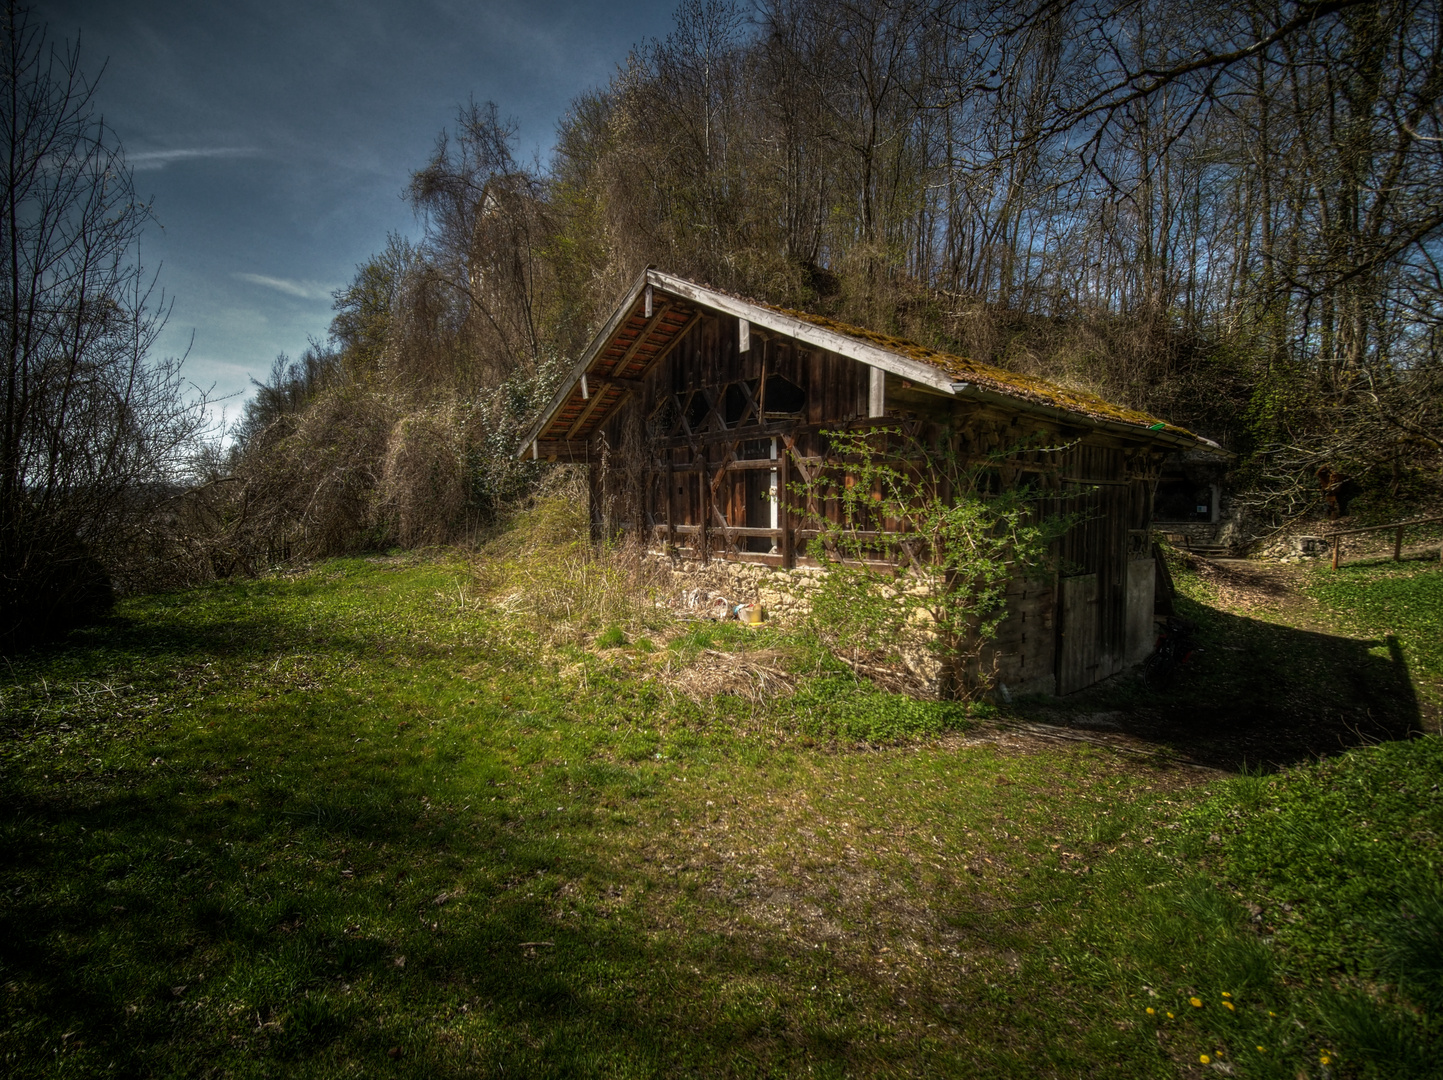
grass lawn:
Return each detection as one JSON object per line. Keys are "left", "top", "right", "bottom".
{"left": 2, "top": 543, "right": 1441, "bottom": 1078}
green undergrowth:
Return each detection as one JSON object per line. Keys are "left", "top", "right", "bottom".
{"left": 1303, "top": 560, "right": 1443, "bottom": 682}
{"left": 1066, "top": 737, "right": 1443, "bottom": 1079}
{"left": 1, "top": 550, "right": 1440, "bottom": 1077}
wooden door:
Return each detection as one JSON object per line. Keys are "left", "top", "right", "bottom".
{"left": 1058, "top": 573, "right": 1100, "bottom": 694}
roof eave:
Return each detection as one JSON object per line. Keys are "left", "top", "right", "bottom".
{"left": 646, "top": 270, "right": 958, "bottom": 394}
{"left": 516, "top": 268, "right": 1228, "bottom": 460}
{"left": 514, "top": 266, "right": 654, "bottom": 458}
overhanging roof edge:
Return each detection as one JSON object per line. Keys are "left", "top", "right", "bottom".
{"left": 518, "top": 269, "right": 1225, "bottom": 458}
{"left": 515, "top": 266, "right": 652, "bottom": 457}
{"left": 646, "top": 271, "right": 957, "bottom": 394}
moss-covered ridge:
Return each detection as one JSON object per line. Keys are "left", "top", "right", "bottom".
{"left": 760, "top": 298, "right": 1200, "bottom": 439}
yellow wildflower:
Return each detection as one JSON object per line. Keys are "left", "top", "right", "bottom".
{"left": 1221, "top": 992, "right": 1231, "bottom": 998}
{"left": 1200, "top": 1054, "right": 1211, "bottom": 1064}
{"left": 1166, "top": 1012, "right": 1174, "bottom": 1019}
{"left": 1223, "top": 1001, "right": 1235, "bottom": 1012}
{"left": 1146, "top": 1007, "right": 1155, "bottom": 1015}
{"left": 1190, "top": 996, "right": 1203, "bottom": 1007}
{"left": 1256, "top": 1046, "right": 1266, "bottom": 1052}
{"left": 1321, "top": 1053, "right": 1333, "bottom": 1065}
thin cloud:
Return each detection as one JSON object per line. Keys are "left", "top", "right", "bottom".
{"left": 233, "top": 273, "right": 334, "bottom": 301}
{"left": 129, "top": 147, "right": 260, "bottom": 171}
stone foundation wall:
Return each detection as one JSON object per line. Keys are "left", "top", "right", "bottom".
{"left": 1154, "top": 521, "right": 1220, "bottom": 547}
{"left": 646, "top": 553, "right": 824, "bottom": 625}
{"left": 646, "top": 553, "right": 1051, "bottom": 699}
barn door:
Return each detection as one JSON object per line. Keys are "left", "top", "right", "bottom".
{"left": 1057, "top": 573, "right": 1101, "bottom": 694}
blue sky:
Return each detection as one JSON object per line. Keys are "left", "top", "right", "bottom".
{"left": 35, "top": 0, "right": 678, "bottom": 426}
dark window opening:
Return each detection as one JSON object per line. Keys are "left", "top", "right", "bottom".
{"left": 723, "top": 380, "right": 758, "bottom": 426}
{"left": 763, "top": 373, "right": 806, "bottom": 416}
{"left": 1154, "top": 480, "right": 1212, "bottom": 522}
{"left": 740, "top": 438, "right": 770, "bottom": 460}
{"left": 649, "top": 396, "right": 680, "bottom": 437}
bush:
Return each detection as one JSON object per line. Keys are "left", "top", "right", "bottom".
{"left": 799, "top": 427, "right": 1069, "bottom": 698}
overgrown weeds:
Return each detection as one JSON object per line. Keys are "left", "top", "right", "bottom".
{"left": 473, "top": 470, "right": 674, "bottom": 648}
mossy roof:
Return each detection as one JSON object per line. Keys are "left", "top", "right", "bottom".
{"left": 757, "top": 300, "right": 1197, "bottom": 438}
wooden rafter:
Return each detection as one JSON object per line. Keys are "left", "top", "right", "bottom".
{"left": 565, "top": 384, "right": 620, "bottom": 440}
{"left": 602, "top": 301, "right": 672, "bottom": 375}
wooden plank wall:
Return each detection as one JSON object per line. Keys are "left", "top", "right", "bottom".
{"left": 976, "top": 577, "right": 1057, "bottom": 694}
{"left": 1054, "top": 443, "right": 1134, "bottom": 686}
{"left": 592, "top": 315, "right": 871, "bottom": 562}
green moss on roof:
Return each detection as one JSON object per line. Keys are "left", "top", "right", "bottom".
{"left": 761, "top": 301, "right": 1197, "bottom": 438}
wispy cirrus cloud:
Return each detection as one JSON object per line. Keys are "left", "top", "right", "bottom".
{"left": 129, "top": 147, "right": 261, "bottom": 171}
{"left": 232, "top": 273, "right": 335, "bottom": 301}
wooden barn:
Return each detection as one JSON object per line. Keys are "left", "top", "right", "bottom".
{"left": 518, "top": 269, "right": 1224, "bottom": 695}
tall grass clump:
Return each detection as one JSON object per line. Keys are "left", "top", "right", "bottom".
{"left": 476, "top": 468, "right": 674, "bottom": 647}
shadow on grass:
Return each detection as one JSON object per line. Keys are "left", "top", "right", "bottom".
{"left": 0, "top": 764, "right": 881, "bottom": 1078}
{"left": 1, "top": 665, "right": 917, "bottom": 1077}
{"left": 1032, "top": 598, "right": 1423, "bottom": 772}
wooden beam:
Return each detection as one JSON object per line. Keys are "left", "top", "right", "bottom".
{"left": 700, "top": 444, "right": 710, "bottom": 564}
{"left": 868, "top": 366, "right": 886, "bottom": 417}
{"left": 565, "top": 384, "right": 623, "bottom": 440}
{"left": 648, "top": 270, "right": 957, "bottom": 394}
{"left": 535, "top": 438, "right": 591, "bottom": 461}
{"left": 561, "top": 304, "right": 677, "bottom": 441}
{"left": 590, "top": 374, "right": 646, "bottom": 390}
{"left": 604, "top": 300, "right": 672, "bottom": 377}
{"left": 666, "top": 454, "right": 675, "bottom": 552}
{"left": 780, "top": 446, "right": 794, "bottom": 569}
{"left": 643, "top": 308, "right": 703, "bottom": 373}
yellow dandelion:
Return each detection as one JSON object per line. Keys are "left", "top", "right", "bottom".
{"left": 1146, "top": 1006, "right": 1155, "bottom": 1015}
{"left": 1321, "top": 1053, "right": 1333, "bottom": 1065}
{"left": 1268, "top": 1011, "right": 1277, "bottom": 1017}
{"left": 1190, "top": 996, "right": 1203, "bottom": 1007}
{"left": 1221, "top": 991, "right": 1231, "bottom": 998}
{"left": 1167, "top": 1011, "right": 1174, "bottom": 1019}
{"left": 1256, "top": 1045, "right": 1266, "bottom": 1052}
{"left": 1200, "top": 1054, "right": 1211, "bottom": 1064}
{"left": 1223, "top": 1001, "right": 1235, "bottom": 1011}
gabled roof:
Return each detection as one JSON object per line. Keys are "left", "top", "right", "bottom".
{"left": 518, "top": 269, "right": 1223, "bottom": 457}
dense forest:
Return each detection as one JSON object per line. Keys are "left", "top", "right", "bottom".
{"left": 5, "top": 0, "right": 1443, "bottom": 637}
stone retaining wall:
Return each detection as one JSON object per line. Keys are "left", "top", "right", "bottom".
{"left": 646, "top": 553, "right": 824, "bottom": 625}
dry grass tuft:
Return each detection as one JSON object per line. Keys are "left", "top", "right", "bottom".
{"left": 662, "top": 646, "right": 800, "bottom": 705}
{"left": 476, "top": 470, "right": 674, "bottom": 647}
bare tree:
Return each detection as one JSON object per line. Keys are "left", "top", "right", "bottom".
{"left": 0, "top": 5, "right": 206, "bottom": 645}
{"left": 407, "top": 99, "right": 554, "bottom": 388}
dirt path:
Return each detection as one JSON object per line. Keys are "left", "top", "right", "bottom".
{"left": 1187, "top": 556, "right": 1336, "bottom": 628}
